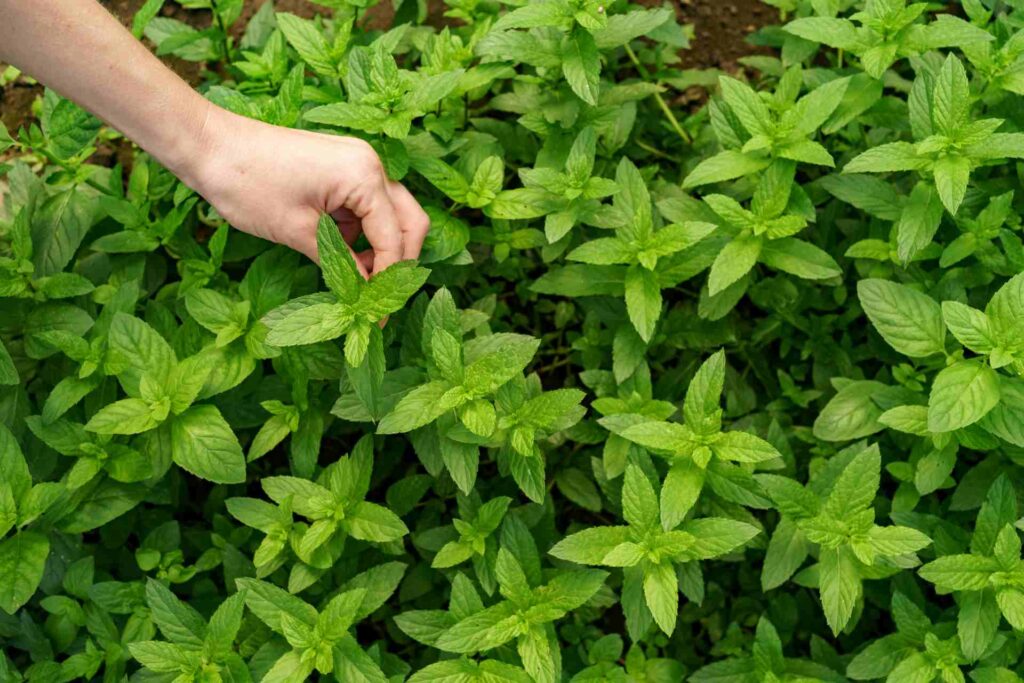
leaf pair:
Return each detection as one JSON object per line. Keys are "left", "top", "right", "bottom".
{"left": 264, "top": 213, "right": 430, "bottom": 368}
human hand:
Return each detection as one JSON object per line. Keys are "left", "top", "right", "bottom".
{"left": 185, "top": 105, "right": 429, "bottom": 276}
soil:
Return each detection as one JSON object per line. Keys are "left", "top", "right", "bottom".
{"left": 0, "top": 0, "right": 775, "bottom": 164}
{"left": 672, "top": 0, "right": 778, "bottom": 72}
{"left": 0, "top": 84, "right": 40, "bottom": 135}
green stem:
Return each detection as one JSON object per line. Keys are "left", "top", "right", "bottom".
{"left": 635, "top": 139, "right": 681, "bottom": 163}
{"left": 624, "top": 44, "right": 651, "bottom": 80}
{"left": 625, "top": 44, "right": 691, "bottom": 145}
{"left": 653, "top": 90, "right": 692, "bottom": 145}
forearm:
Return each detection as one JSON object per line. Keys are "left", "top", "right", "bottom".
{"left": 0, "top": 0, "right": 211, "bottom": 182}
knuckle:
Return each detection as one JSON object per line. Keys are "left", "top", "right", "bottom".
{"left": 414, "top": 213, "right": 431, "bottom": 235}
{"left": 350, "top": 141, "right": 383, "bottom": 177}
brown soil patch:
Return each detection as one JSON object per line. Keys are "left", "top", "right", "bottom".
{"left": 0, "top": 83, "right": 41, "bottom": 135}
{"left": 635, "top": 0, "right": 778, "bottom": 72}
{"left": 674, "top": 0, "right": 778, "bottom": 71}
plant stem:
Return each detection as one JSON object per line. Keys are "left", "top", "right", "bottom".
{"left": 624, "top": 43, "right": 651, "bottom": 80}
{"left": 653, "top": 89, "right": 692, "bottom": 144}
{"left": 624, "top": 44, "right": 691, "bottom": 145}
{"left": 635, "top": 139, "right": 681, "bottom": 163}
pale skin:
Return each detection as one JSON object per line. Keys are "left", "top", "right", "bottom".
{"left": 0, "top": 0, "right": 429, "bottom": 275}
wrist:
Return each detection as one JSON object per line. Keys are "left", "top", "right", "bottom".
{"left": 156, "top": 94, "right": 221, "bottom": 191}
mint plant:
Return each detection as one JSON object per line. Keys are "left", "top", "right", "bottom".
{"left": 264, "top": 213, "right": 428, "bottom": 366}
{"left": 759, "top": 445, "right": 931, "bottom": 634}
{"left": 550, "top": 463, "right": 759, "bottom": 637}
{"left": 606, "top": 351, "right": 780, "bottom": 525}
{"left": 6, "top": 0, "right": 1024, "bottom": 680}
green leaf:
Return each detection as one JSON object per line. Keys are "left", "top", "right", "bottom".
{"left": 129, "top": 641, "right": 196, "bottom": 673}
{"left": 719, "top": 76, "right": 772, "bottom": 137}
{"left": 0, "top": 532, "right": 49, "bottom": 614}
{"left": 235, "top": 578, "right": 317, "bottom": 633}
{"left": 643, "top": 561, "right": 678, "bottom": 635}
{"left": 622, "top": 464, "right": 658, "bottom": 530}
{"left": 825, "top": 445, "right": 880, "bottom": 517}
{"left": 660, "top": 461, "right": 704, "bottom": 530}
{"left": 0, "top": 123, "right": 14, "bottom": 155}
{"left": 205, "top": 590, "right": 247, "bottom": 656}
{"left": 85, "top": 398, "right": 162, "bottom": 435}
{"left": 844, "top": 142, "right": 926, "bottom": 174}
{"left": 712, "top": 430, "right": 780, "bottom": 463}
{"left": 759, "top": 238, "right": 841, "bottom": 280}
{"left": 682, "top": 518, "right": 760, "bottom": 559}
{"left": 276, "top": 12, "right": 338, "bottom": 77}
{"left": 942, "top": 301, "right": 994, "bottom": 354}
{"left": 857, "top": 279, "right": 945, "bottom": 358}
{"left": 987, "top": 273, "right": 1024, "bottom": 349}
{"left": 436, "top": 601, "right": 519, "bottom": 653}
{"left": 709, "top": 235, "right": 761, "bottom": 296}
{"left": 927, "top": 360, "right": 1000, "bottom": 433}
{"left": 549, "top": 526, "right": 631, "bottom": 565}
{"left": 318, "top": 213, "right": 362, "bottom": 303}
{"left": 0, "top": 341, "right": 17, "bottom": 386}
{"left": 819, "top": 545, "right": 860, "bottom": 635}
{"left": 819, "top": 173, "right": 903, "bottom": 221}
{"left": 145, "top": 578, "right": 207, "bottom": 647}
{"left": 108, "top": 313, "right": 177, "bottom": 394}
{"left": 958, "top": 589, "right": 1001, "bottom": 662}
{"left": 760, "top": 474, "right": 819, "bottom": 519}
{"left": 562, "top": 29, "right": 601, "bottom": 106}
{"left": 377, "top": 381, "right": 457, "bottom": 434}
{"left": 404, "top": 70, "right": 463, "bottom": 114}
{"left": 463, "top": 334, "right": 540, "bottom": 396}
{"left": 762, "top": 518, "right": 809, "bottom": 591}
{"left": 996, "top": 589, "right": 1024, "bottom": 630}
{"left": 933, "top": 154, "right": 971, "bottom": 216}
{"left": 618, "top": 421, "right": 689, "bottom": 456}
{"left": 683, "top": 151, "right": 771, "bottom": 189}
{"left": 865, "top": 526, "right": 931, "bottom": 557}
{"left": 170, "top": 405, "right": 246, "bottom": 484}
{"left": 783, "top": 17, "right": 860, "bottom": 50}
{"left": 357, "top": 261, "right": 431, "bottom": 321}
{"left": 266, "top": 303, "right": 352, "bottom": 347}
{"left": 920, "top": 554, "right": 998, "bottom": 591}
{"left": 131, "top": 0, "right": 165, "bottom": 38}
{"left": 896, "top": 182, "right": 945, "bottom": 263}
{"left": 346, "top": 501, "right": 409, "bottom": 542}
{"left": 813, "top": 380, "right": 886, "bottom": 442}
{"left": 624, "top": 265, "right": 661, "bottom": 342}
{"left": 933, "top": 55, "right": 970, "bottom": 137}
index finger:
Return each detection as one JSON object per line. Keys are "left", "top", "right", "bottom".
{"left": 354, "top": 181, "right": 405, "bottom": 277}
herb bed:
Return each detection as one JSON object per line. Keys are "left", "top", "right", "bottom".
{"left": 3, "top": 0, "right": 1024, "bottom": 682}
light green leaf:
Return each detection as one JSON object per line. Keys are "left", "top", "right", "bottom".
{"left": 819, "top": 545, "right": 860, "bottom": 635}
{"left": 927, "top": 360, "right": 1000, "bottom": 433}
{"left": 857, "top": 279, "right": 945, "bottom": 358}
{"left": 170, "top": 405, "right": 246, "bottom": 484}
{"left": 624, "top": 265, "right": 661, "bottom": 342}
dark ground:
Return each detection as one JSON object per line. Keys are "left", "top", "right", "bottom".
{"left": 0, "top": 0, "right": 777, "bottom": 156}
{"left": 672, "top": 0, "right": 777, "bottom": 71}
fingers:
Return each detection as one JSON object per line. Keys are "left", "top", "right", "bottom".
{"left": 354, "top": 182, "right": 404, "bottom": 277}
{"left": 354, "top": 249, "right": 374, "bottom": 275}
{"left": 386, "top": 181, "right": 431, "bottom": 261}
{"left": 330, "top": 207, "right": 363, "bottom": 246}
{"left": 335, "top": 140, "right": 430, "bottom": 276}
